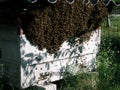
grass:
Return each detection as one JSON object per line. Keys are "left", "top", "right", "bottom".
{"left": 96, "top": 16, "right": 120, "bottom": 90}
{"left": 57, "top": 72, "right": 97, "bottom": 90}
{"left": 0, "top": 16, "right": 120, "bottom": 90}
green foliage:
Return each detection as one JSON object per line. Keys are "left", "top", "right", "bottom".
{"left": 96, "top": 16, "right": 120, "bottom": 90}
{"left": 59, "top": 71, "right": 97, "bottom": 90}
{"left": 97, "top": 37, "right": 120, "bottom": 90}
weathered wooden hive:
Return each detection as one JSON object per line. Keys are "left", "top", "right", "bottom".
{"left": 0, "top": 0, "right": 119, "bottom": 89}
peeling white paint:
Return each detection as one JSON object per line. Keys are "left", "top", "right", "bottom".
{"left": 20, "top": 29, "right": 101, "bottom": 88}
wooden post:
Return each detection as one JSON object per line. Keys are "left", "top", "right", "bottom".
{"left": 107, "top": 14, "right": 111, "bottom": 27}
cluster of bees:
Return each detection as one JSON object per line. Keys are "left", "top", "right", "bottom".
{"left": 20, "top": 0, "right": 108, "bottom": 53}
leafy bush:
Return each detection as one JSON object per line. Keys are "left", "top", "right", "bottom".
{"left": 59, "top": 71, "right": 97, "bottom": 90}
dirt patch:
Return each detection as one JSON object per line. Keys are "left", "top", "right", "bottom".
{"left": 19, "top": 0, "right": 108, "bottom": 53}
